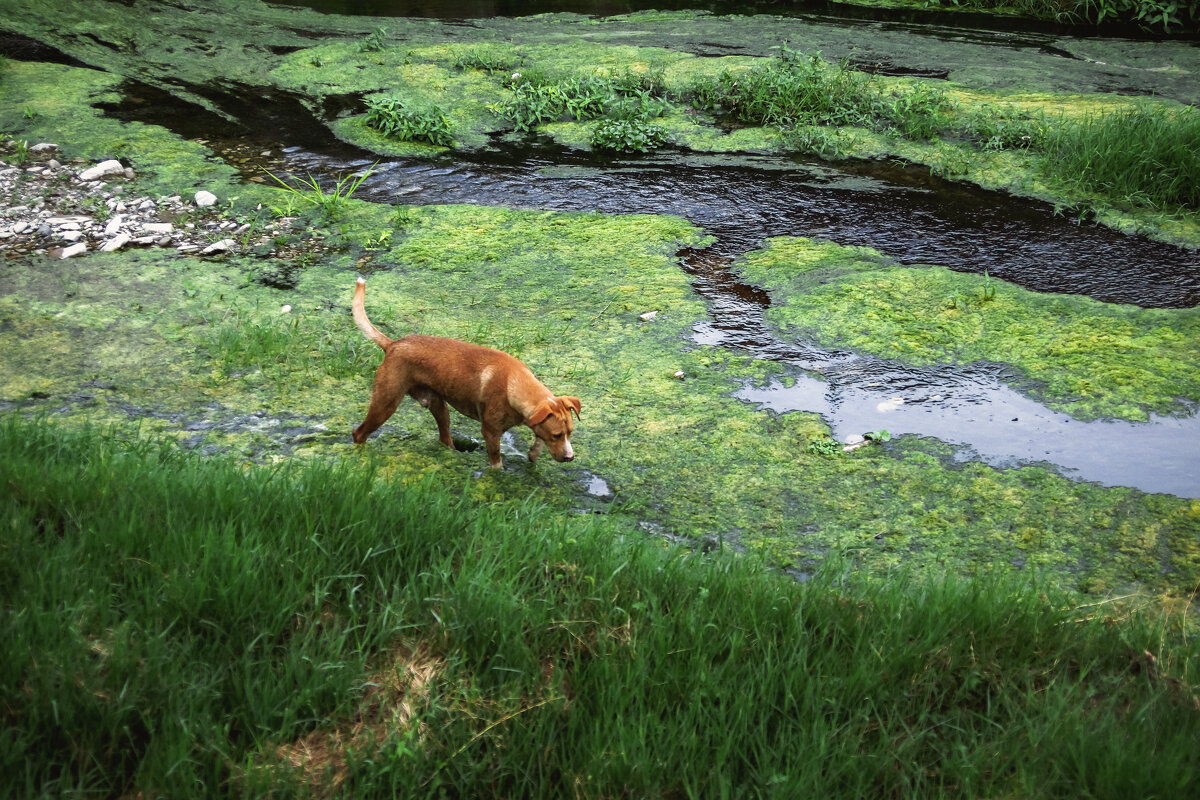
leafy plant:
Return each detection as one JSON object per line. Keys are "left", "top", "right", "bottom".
{"left": 11, "top": 138, "right": 29, "bottom": 165}
{"left": 864, "top": 429, "right": 892, "bottom": 443}
{"left": 358, "top": 26, "right": 389, "bottom": 53}
{"left": 363, "top": 95, "right": 454, "bottom": 148}
{"left": 807, "top": 436, "right": 843, "bottom": 456}
{"left": 453, "top": 44, "right": 522, "bottom": 73}
{"left": 591, "top": 118, "right": 668, "bottom": 153}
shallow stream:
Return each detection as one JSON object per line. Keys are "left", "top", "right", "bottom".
{"left": 271, "top": 144, "right": 1200, "bottom": 498}
{"left": 81, "top": 4, "right": 1200, "bottom": 499}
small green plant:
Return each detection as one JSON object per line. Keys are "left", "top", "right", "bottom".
{"left": 363, "top": 95, "right": 454, "bottom": 148}
{"left": 982, "top": 267, "right": 996, "bottom": 302}
{"left": 807, "top": 436, "right": 843, "bottom": 456}
{"left": 785, "top": 125, "right": 851, "bottom": 159}
{"left": 11, "top": 138, "right": 29, "bottom": 165}
{"left": 265, "top": 165, "right": 375, "bottom": 220}
{"left": 358, "top": 26, "right": 388, "bottom": 53}
{"left": 363, "top": 230, "right": 392, "bottom": 249}
{"left": 23, "top": 106, "right": 37, "bottom": 120}
{"left": 878, "top": 83, "right": 956, "bottom": 140}
{"left": 591, "top": 118, "right": 668, "bottom": 153}
{"left": 864, "top": 429, "right": 892, "bottom": 443}
{"left": 391, "top": 206, "right": 416, "bottom": 227}
{"left": 453, "top": 44, "right": 521, "bottom": 73}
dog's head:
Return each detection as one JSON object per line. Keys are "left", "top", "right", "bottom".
{"left": 527, "top": 396, "right": 581, "bottom": 462}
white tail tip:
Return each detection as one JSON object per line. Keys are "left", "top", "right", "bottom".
{"left": 357, "top": 276, "right": 366, "bottom": 285}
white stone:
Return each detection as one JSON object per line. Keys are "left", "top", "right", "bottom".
{"left": 194, "top": 190, "right": 218, "bottom": 207}
{"left": 104, "top": 216, "right": 123, "bottom": 237}
{"left": 100, "top": 232, "right": 131, "bottom": 252}
{"left": 639, "top": 310, "right": 659, "bottom": 321}
{"left": 78, "top": 159, "right": 125, "bottom": 182}
{"left": 141, "top": 222, "right": 174, "bottom": 235}
{"left": 28, "top": 142, "right": 58, "bottom": 154}
{"left": 280, "top": 304, "right": 292, "bottom": 314}
{"left": 59, "top": 242, "right": 87, "bottom": 259}
{"left": 202, "top": 238, "right": 235, "bottom": 254}
{"left": 843, "top": 434, "right": 866, "bottom": 445}
{"left": 60, "top": 230, "right": 83, "bottom": 242}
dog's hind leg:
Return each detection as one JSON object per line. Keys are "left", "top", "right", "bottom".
{"left": 353, "top": 364, "right": 406, "bottom": 444}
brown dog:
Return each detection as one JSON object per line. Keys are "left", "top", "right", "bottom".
{"left": 351, "top": 278, "right": 581, "bottom": 469}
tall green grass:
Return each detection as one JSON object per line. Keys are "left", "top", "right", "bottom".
{"left": 686, "top": 46, "right": 956, "bottom": 144}
{"left": 924, "top": 0, "right": 1199, "bottom": 34}
{"left": 1041, "top": 106, "right": 1200, "bottom": 210}
{"left": 3, "top": 416, "right": 1198, "bottom": 798}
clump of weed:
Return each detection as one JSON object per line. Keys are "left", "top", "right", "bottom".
{"left": 807, "top": 435, "right": 842, "bottom": 456}
{"left": 453, "top": 44, "right": 522, "bottom": 73}
{"left": 489, "top": 70, "right": 671, "bottom": 146}
{"left": 959, "top": 104, "right": 1047, "bottom": 151}
{"left": 591, "top": 117, "right": 668, "bottom": 153}
{"left": 488, "top": 73, "right": 612, "bottom": 131}
{"left": 685, "top": 45, "right": 954, "bottom": 142}
{"left": 1041, "top": 106, "right": 1200, "bottom": 210}
{"left": 363, "top": 95, "right": 454, "bottom": 148}
{"left": 265, "top": 166, "right": 374, "bottom": 220}
{"left": 357, "top": 25, "right": 389, "bottom": 53}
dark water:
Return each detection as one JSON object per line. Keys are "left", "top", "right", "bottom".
{"left": 275, "top": 146, "right": 1200, "bottom": 497}
{"left": 328, "top": 149, "right": 1200, "bottom": 308}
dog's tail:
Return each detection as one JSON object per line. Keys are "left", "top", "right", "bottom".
{"left": 352, "top": 277, "right": 392, "bottom": 349}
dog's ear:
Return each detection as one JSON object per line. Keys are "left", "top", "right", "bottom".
{"left": 528, "top": 397, "right": 581, "bottom": 426}
{"left": 527, "top": 401, "right": 554, "bottom": 427}
{"left": 558, "top": 396, "right": 581, "bottom": 419}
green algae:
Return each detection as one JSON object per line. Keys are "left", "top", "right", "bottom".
{"left": 3, "top": 36, "right": 1200, "bottom": 600}
{"left": 735, "top": 237, "right": 1200, "bottom": 422}
{"left": 5, "top": 187, "right": 1200, "bottom": 598}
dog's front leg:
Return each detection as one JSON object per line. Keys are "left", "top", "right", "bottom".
{"left": 427, "top": 396, "right": 455, "bottom": 450}
{"left": 528, "top": 438, "right": 543, "bottom": 464}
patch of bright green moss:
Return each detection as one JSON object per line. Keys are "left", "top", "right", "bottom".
{"left": 735, "top": 237, "right": 1200, "bottom": 422}
{"left": 0, "top": 61, "right": 241, "bottom": 198}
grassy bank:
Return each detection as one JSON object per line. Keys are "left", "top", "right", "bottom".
{"left": 3, "top": 416, "right": 1199, "bottom": 798}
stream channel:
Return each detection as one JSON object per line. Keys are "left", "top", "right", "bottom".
{"left": 96, "top": 1, "right": 1200, "bottom": 499}
{"left": 276, "top": 145, "right": 1200, "bottom": 499}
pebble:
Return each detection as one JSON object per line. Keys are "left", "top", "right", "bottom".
{"left": 78, "top": 159, "right": 126, "bottom": 182}
{"left": 100, "top": 232, "right": 131, "bottom": 252}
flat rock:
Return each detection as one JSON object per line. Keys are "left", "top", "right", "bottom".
{"left": 78, "top": 159, "right": 125, "bottom": 182}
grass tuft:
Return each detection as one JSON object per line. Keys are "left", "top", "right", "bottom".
{"left": 1041, "top": 106, "right": 1200, "bottom": 211}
